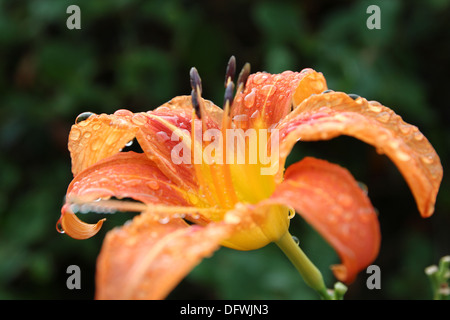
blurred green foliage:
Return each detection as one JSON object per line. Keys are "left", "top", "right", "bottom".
{"left": 0, "top": 0, "right": 449, "bottom": 299}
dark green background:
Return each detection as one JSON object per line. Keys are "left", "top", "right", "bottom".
{"left": 0, "top": 0, "right": 449, "bottom": 299}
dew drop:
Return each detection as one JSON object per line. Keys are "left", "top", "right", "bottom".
{"left": 337, "top": 194, "right": 353, "bottom": 207}
{"left": 159, "top": 217, "right": 170, "bottom": 224}
{"left": 357, "top": 181, "right": 368, "bottom": 195}
{"left": 244, "top": 89, "right": 256, "bottom": 109}
{"left": 125, "top": 140, "right": 133, "bottom": 147}
{"left": 288, "top": 208, "right": 295, "bottom": 219}
{"left": 376, "top": 112, "right": 391, "bottom": 123}
{"left": 396, "top": 150, "right": 411, "bottom": 162}
{"left": 233, "top": 114, "right": 248, "bottom": 122}
{"left": 224, "top": 213, "right": 240, "bottom": 224}
{"left": 398, "top": 123, "right": 412, "bottom": 135}
{"left": 347, "top": 93, "right": 360, "bottom": 100}
{"left": 252, "top": 73, "right": 268, "bottom": 85}
{"left": 312, "top": 81, "right": 324, "bottom": 92}
{"left": 413, "top": 131, "right": 424, "bottom": 141}
{"left": 56, "top": 219, "right": 65, "bottom": 234}
{"left": 114, "top": 109, "right": 133, "bottom": 117}
{"left": 92, "top": 123, "right": 101, "bottom": 131}
{"left": 187, "top": 192, "right": 199, "bottom": 205}
{"left": 156, "top": 131, "right": 170, "bottom": 143}
{"left": 75, "top": 112, "right": 95, "bottom": 124}
{"left": 131, "top": 114, "right": 147, "bottom": 126}
{"left": 69, "top": 128, "right": 81, "bottom": 141}
{"left": 260, "top": 84, "right": 274, "bottom": 95}
{"left": 421, "top": 155, "right": 434, "bottom": 164}
{"left": 250, "top": 110, "right": 260, "bottom": 119}
{"left": 83, "top": 132, "right": 92, "bottom": 139}
{"left": 147, "top": 180, "right": 160, "bottom": 190}
{"left": 368, "top": 104, "right": 383, "bottom": 113}
{"left": 292, "top": 235, "right": 300, "bottom": 245}
{"left": 91, "top": 138, "right": 102, "bottom": 151}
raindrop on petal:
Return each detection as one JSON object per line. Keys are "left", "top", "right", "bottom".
{"left": 75, "top": 112, "right": 95, "bottom": 124}
{"left": 244, "top": 89, "right": 256, "bottom": 109}
{"left": 147, "top": 180, "right": 160, "bottom": 190}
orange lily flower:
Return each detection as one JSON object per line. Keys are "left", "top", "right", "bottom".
{"left": 57, "top": 57, "right": 442, "bottom": 299}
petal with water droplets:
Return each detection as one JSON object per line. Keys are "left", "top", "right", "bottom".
{"left": 231, "top": 69, "right": 327, "bottom": 129}
{"left": 69, "top": 112, "right": 138, "bottom": 176}
{"left": 59, "top": 152, "right": 211, "bottom": 239}
{"left": 268, "top": 157, "right": 381, "bottom": 283}
{"left": 276, "top": 92, "right": 443, "bottom": 218}
{"left": 95, "top": 214, "right": 232, "bottom": 299}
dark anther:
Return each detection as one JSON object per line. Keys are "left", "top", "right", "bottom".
{"left": 322, "top": 89, "right": 334, "bottom": 94}
{"left": 348, "top": 93, "right": 360, "bottom": 100}
{"left": 225, "top": 56, "right": 236, "bottom": 87}
{"left": 191, "top": 89, "right": 201, "bottom": 119}
{"left": 189, "top": 67, "right": 202, "bottom": 95}
{"left": 75, "top": 112, "right": 95, "bottom": 124}
{"left": 223, "top": 81, "right": 235, "bottom": 109}
{"left": 237, "top": 62, "right": 251, "bottom": 93}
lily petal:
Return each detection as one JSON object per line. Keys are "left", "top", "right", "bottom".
{"left": 96, "top": 214, "right": 233, "bottom": 299}
{"left": 59, "top": 152, "right": 213, "bottom": 239}
{"left": 69, "top": 96, "right": 223, "bottom": 190}
{"left": 231, "top": 69, "right": 326, "bottom": 129}
{"left": 69, "top": 111, "right": 138, "bottom": 176}
{"left": 276, "top": 92, "right": 443, "bottom": 218}
{"left": 268, "top": 157, "right": 381, "bottom": 283}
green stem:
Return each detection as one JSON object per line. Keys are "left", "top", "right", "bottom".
{"left": 275, "top": 232, "right": 332, "bottom": 300}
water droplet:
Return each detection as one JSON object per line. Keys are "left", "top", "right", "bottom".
{"left": 413, "top": 131, "right": 424, "bottom": 141}
{"left": 224, "top": 213, "right": 240, "bottom": 224}
{"left": 292, "top": 235, "right": 300, "bottom": 245}
{"left": 260, "top": 84, "right": 274, "bottom": 95}
{"left": 311, "top": 81, "right": 324, "bottom": 91}
{"left": 56, "top": 219, "right": 65, "bottom": 234}
{"left": 300, "top": 68, "right": 313, "bottom": 74}
{"left": 92, "top": 123, "right": 101, "bottom": 131}
{"left": 357, "top": 181, "right": 368, "bottom": 195}
{"left": 147, "top": 180, "right": 160, "bottom": 190}
{"left": 159, "top": 217, "right": 170, "bottom": 224}
{"left": 376, "top": 112, "right": 391, "bottom": 123}
{"left": 252, "top": 73, "right": 268, "bottom": 85}
{"left": 396, "top": 150, "right": 411, "bottom": 162}
{"left": 368, "top": 104, "right": 383, "bottom": 113}
{"left": 125, "top": 140, "right": 133, "bottom": 147}
{"left": 337, "top": 194, "right": 353, "bottom": 207}
{"left": 250, "top": 110, "right": 259, "bottom": 119}
{"left": 75, "top": 112, "right": 95, "bottom": 124}
{"left": 91, "top": 138, "right": 102, "bottom": 151}
{"left": 233, "top": 114, "right": 248, "bottom": 122}
{"left": 347, "top": 93, "right": 360, "bottom": 100}
{"left": 131, "top": 114, "right": 147, "bottom": 126}
{"left": 83, "top": 132, "right": 92, "bottom": 139}
{"left": 69, "top": 128, "right": 81, "bottom": 141}
{"left": 398, "top": 123, "right": 412, "bottom": 135}
{"left": 187, "top": 192, "right": 199, "bottom": 205}
{"left": 244, "top": 89, "right": 256, "bottom": 109}
{"left": 421, "top": 155, "right": 434, "bottom": 164}
{"left": 288, "top": 208, "right": 295, "bottom": 219}
{"left": 156, "top": 131, "right": 170, "bottom": 143}
{"left": 114, "top": 109, "right": 133, "bottom": 117}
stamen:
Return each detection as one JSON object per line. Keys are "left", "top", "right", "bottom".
{"left": 225, "top": 55, "right": 236, "bottom": 87}
{"left": 223, "top": 81, "right": 235, "bottom": 111}
{"left": 189, "top": 67, "right": 202, "bottom": 95}
{"left": 236, "top": 62, "right": 251, "bottom": 93}
{"left": 191, "top": 89, "right": 201, "bottom": 119}
{"left": 189, "top": 67, "right": 203, "bottom": 119}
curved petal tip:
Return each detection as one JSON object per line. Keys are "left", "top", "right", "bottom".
{"left": 58, "top": 205, "right": 105, "bottom": 240}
